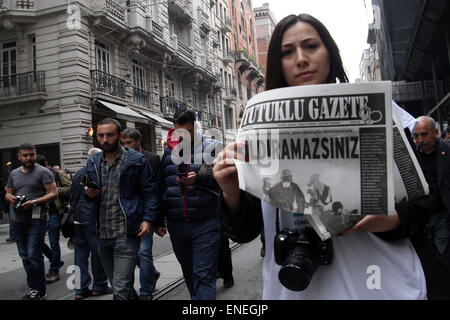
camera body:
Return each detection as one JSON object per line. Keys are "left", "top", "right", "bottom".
{"left": 274, "top": 226, "right": 333, "bottom": 291}
{"left": 14, "top": 194, "right": 28, "bottom": 211}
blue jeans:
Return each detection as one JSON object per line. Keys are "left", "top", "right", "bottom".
{"left": 97, "top": 236, "right": 139, "bottom": 300}
{"left": 74, "top": 224, "right": 108, "bottom": 294}
{"left": 42, "top": 213, "right": 62, "bottom": 273}
{"left": 430, "top": 210, "right": 450, "bottom": 265}
{"left": 13, "top": 219, "right": 47, "bottom": 295}
{"left": 168, "top": 218, "right": 220, "bottom": 300}
{"left": 137, "top": 227, "right": 160, "bottom": 296}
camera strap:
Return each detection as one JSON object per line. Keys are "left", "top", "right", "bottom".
{"left": 275, "top": 208, "right": 280, "bottom": 234}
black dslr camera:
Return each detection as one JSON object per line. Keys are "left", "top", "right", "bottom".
{"left": 14, "top": 194, "right": 28, "bottom": 211}
{"left": 274, "top": 226, "right": 333, "bottom": 291}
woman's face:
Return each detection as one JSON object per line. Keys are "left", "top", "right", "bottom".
{"left": 281, "top": 21, "right": 330, "bottom": 86}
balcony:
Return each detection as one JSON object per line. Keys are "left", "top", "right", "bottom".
{"left": 0, "top": 71, "right": 47, "bottom": 104}
{"left": 82, "top": 0, "right": 128, "bottom": 30}
{"left": 16, "top": 0, "right": 34, "bottom": 9}
{"left": 160, "top": 96, "right": 187, "bottom": 118}
{"left": 208, "top": 113, "right": 223, "bottom": 129}
{"left": 91, "top": 70, "right": 126, "bottom": 99}
{"left": 168, "top": 0, "right": 193, "bottom": 24}
{"left": 0, "top": 0, "right": 37, "bottom": 25}
{"left": 235, "top": 50, "right": 250, "bottom": 72}
{"left": 210, "top": 32, "right": 220, "bottom": 48}
{"left": 221, "top": 48, "right": 234, "bottom": 65}
{"left": 178, "top": 41, "right": 193, "bottom": 61}
{"left": 219, "top": 17, "right": 232, "bottom": 33}
{"left": 224, "top": 86, "right": 237, "bottom": 102}
{"left": 152, "top": 21, "right": 164, "bottom": 39}
{"left": 197, "top": 4, "right": 211, "bottom": 33}
{"left": 133, "top": 87, "right": 150, "bottom": 108}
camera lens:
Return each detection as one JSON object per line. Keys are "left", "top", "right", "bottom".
{"left": 278, "top": 246, "right": 318, "bottom": 291}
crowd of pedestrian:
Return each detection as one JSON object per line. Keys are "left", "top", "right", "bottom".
{"left": 2, "top": 12, "right": 450, "bottom": 301}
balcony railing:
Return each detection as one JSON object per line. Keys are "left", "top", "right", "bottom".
{"left": 16, "top": 0, "right": 34, "bottom": 9}
{"left": 83, "top": 0, "right": 127, "bottom": 24}
{"left": 168, "top": 0, "right": 193, "bottom": 23}
{"left": 221, "top": 48, "right": 234, "bottom": 64}
{"left": 0, "top": 71, "right": 45, "bottom": 98}
{"left": 152, "top": 21, "right": 164, "bottom": 39}
{"left": 178, "top": 41, "right": 193, "bottom": 59}
{"left": 91, "top": 70, "right": 126, "bottom": 99}
{"left": 392, "top": 80, "right": 446, "bottom": 103}
{"left": 220, "top": 17, "right": 232, "bottom": 33}
{"left": 224, "top": 86, "right": 237, "bottom": 101}
{"left": 160, "top": 96, "right": 187, "bottom": 116}
{"left": 133, "top": 87, "right": 150, "bottom": 108}
{"left": 208, "top": 113, "right": 223, "bottom": 129}
{"left": 197, "top": 4, "right": 211, "bottom": 33}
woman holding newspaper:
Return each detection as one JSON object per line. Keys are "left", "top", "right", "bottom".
{"left": 213, "top": 14, "right": 450, "bottom": 299}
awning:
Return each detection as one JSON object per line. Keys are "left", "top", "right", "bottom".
{"left": 97, "top": 100, "right": 148, "bottom": 120}
{"left": 135, "top": 109, "right": 174, "bottom": 128}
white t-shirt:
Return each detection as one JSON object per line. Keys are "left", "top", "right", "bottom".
{"left": 261, "top": 201, "right": 427, "bottom": 300}
{"left": 258, "top": 102, "right": 426, "bottom": 299}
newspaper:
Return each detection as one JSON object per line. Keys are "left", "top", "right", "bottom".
{"left": 306, "top": 107, "right": 429, "bottom": 240}
{"left": 235, "top": 82, "right": 403, "bottom": 240}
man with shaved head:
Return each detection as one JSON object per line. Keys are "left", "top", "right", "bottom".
{"left": 414, "top": 116, "right": 450, "bottom": 266}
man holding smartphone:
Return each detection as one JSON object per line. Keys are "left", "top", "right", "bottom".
{"left": 160, "top": 108, "right": 222, "bottom": 300}
{"left": 83, "top": 118, "right": 159, "bottom": 300}
{"left": 121, "top": 128, "right": 166, "bottom": 300}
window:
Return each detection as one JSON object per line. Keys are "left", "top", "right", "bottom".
{"left": 31, "top": 36, "right": 36, "bottom": 72}
{"left": 207, "top": 94, "right": 214, "bottom": 114}
{"left": 192, "top": 89, "right": 197, "bottom": 109}
{"left": 146, "top": 0, "right": 154, "bottom": 18}
{"left": 95, "top": 40, "right": 111, "bottom": 73}
{"left": 165, "top": 75, "right": 175, "bottom": 98}
{"left": 132, "top": 58, "right": 146, "bottom": 89}
{"left": 1, "top": 42, "right": 17, "bottom": 76}
{"left": 225, "top": 107, "right": 233, "bottom": 129}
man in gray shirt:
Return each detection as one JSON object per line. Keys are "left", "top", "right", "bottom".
{"left": 5, "top": 143, "right": 58, "bottom": 300}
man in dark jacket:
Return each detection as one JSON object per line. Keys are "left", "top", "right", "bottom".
{"left": 414, "top": 116, "right": 450, "bottom": 266}
{"left": 122, "top": 128, "right": 166, "bottom": 300}
{"left": 71, "top": 147, "right": 111, "bottom": 300}
{"left": 161, "top": 108, "right": 222, "bottom": 300}
{"left": 83, "top": 118, "right": 159, "bottom": 300}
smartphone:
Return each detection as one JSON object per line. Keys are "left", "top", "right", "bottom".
{"left": 86, "top": 182, "right": 100, "bottom": 190}
{"left": 176, "top": 172, "right": 188, "bottom": 178}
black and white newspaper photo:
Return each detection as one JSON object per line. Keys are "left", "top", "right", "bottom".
{"left": 235, "top": 82, "right": 396, "bottom": 222}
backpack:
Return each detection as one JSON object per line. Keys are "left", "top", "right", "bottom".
{"left": 60, "top": 169, "right": 85, "bottom": 238}
{"left": 60, "top": 203, "right": 74, "bottom": 238}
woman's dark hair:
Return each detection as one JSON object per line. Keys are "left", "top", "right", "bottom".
{"left": 265, "top": 13, "right": 348, "bottom": 90}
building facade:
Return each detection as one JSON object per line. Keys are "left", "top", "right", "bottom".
{"left": 0, "top": 0, "right": 230, "bottom": 184}
{"left": 369, "top": 0, "right": 449, "bottom": 127}
{"left": 254, "top": 2, "right": 276, "bottom": 72}
{"left": 227, "top": 0, "right": 264, "bottom": 130}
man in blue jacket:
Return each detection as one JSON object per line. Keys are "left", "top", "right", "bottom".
{"left": 161, "top": 108, "right": 222, "bottom": 299}
{"left": 83, "top": 118, "right": 159, "bottom": 300}
{"left": 71, "top": 147, "right": 111, "bottom": 300}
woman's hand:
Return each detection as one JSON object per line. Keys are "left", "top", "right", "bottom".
{"left": 213, "top": 141, "right": 246, "bottom": 214}
{"left": 340, "top": 212, "right": 400, "bottom": 236}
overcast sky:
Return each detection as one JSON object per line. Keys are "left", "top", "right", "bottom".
{"left": 253, "top": 0, "right": 371, "bottom": 82}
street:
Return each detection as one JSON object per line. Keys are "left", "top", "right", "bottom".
{"left": 0, "top": 223, "right": 263, "bottom": 300}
